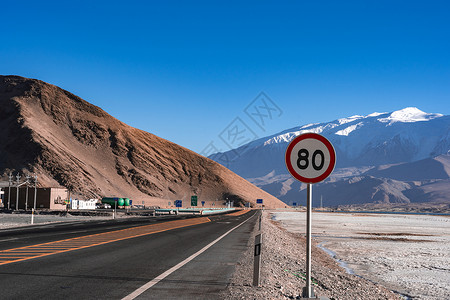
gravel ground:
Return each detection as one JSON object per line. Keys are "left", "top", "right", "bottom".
{"left": 222, "top": 210, "right": 401, "bottom": 300}
{"left": 272, "top": 212, "right": 450, "bottom": 300}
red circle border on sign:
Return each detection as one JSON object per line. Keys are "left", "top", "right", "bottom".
{"left": 285, "top": 133, "right": 336, "bottom": 184}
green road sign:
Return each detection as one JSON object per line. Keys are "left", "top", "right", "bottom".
{"left": 191, "top": 195, "right": 198, "bottom": 206}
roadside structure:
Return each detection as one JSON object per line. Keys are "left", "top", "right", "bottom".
{"left": 3, "top": 187, "right": 69, "bottom": 210}
{"left": 0, "top": 182, "right": 10, "bottom": 208}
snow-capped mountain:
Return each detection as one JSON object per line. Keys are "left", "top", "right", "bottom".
{"left": 211, "top": 107, "right": 450, "bottom": 178}
{"left": 209, "top": 107, "right": 450, "bottom": 206}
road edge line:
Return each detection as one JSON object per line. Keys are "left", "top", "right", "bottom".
{"left": 122, "top": 211, "right": 256, "bottom": 300}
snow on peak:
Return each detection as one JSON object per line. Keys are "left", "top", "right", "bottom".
{"left": 378, "top": 107, "right": 442, "bottom": 124}
{"left": 391, "top": 107, "right": 427, "bottom": 119}
{"left": 263, "top": 132, "right": 298, "bottom": 145}
{"left": 300, "top": 123, "right": 318, "bottom": 129}
{"left": 264, "top": 123, "right": 341, "bottom": 145}
{"left": 263, "top": 107, "right": 443, "bottom": 145}
{"left": 337, "top": 115, "right": 364, "bottom": 125}
{"left": 335, "top": 122, "right": 364, "bottom": 136}
{"left": 367, "top": 112, "right": 385, "bottom": 117}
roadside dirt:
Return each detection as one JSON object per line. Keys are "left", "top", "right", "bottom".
{"left": 222, "top": 211, "right": 401, "bottom": 300}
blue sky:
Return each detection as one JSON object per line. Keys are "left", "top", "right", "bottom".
{"left": 1, "top": 1, "right": 449, "bottom": 153}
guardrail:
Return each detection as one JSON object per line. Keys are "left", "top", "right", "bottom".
{"left": 154, "top": 208, "right": 236, "bottom": 215}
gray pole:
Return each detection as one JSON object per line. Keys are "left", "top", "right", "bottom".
{"left": 33, "top": 174, "right": 37, "bottom": 210}
{"left": 8, "top": 172, "right": 12, "bottom": 210}
{"left": 25, "top": 175, "right": 30, "bottom": 211}
{"left": 25, "top": 184, "right": 29, "bottom": 211}
{"left": 305, "top": 183, "right": 312, "bottom": 298}
{"left": 15, "top": 174, "right": 21, "bottom": 210}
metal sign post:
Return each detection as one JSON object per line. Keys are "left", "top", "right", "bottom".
{"left": 256, "top": 198, "right": 263, "bottom": 210}
{"left": 305, "top": 183, "right": 312, "bottom": 297}
{"left": 285, "top": 133, "right": 336, "bottom": 299}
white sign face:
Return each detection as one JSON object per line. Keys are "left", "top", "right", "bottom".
{"left": 285, "top": 133, "right": 336, "bottom": 183}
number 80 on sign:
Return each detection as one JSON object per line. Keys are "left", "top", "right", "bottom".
{"left": 285, "top": 133, "right": 336, "bottom": 184}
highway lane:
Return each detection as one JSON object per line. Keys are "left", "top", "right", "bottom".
{"left": 0, "top": 214, "right": 211, "bottom": 251}
{"left": 0, "top": 210, "right": 258, "bottom": 299}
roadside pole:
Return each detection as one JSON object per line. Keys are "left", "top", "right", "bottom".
{"left": 31, "top": 208, "right": 35, "bottom": 225}
{"left": 253, "top": 232, "right": 262, "bottom": 286}
{"left": 25, "top": 175, "right": 30, "bottom": 211}
{"left": 15, "top": 174, "right": 21, "bottom": 210}
{"left": 33, "top": 175, "right": 37, "bottom": 210}
{"left": 258, "top": 212, "right": 262, "bottom": 231}
{"left": 8, "top": 172, "right": 12, "bottom": 210}
{"left": 253, "top": 209, "right": 263, "bottom": 286}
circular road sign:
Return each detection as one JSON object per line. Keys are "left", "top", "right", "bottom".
{"left": 285, "top": 133, "right": 336, "bottom": 184}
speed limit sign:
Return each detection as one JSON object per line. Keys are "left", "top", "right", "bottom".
{"left": 285, "top": 132, "right": 336, "bottom": 298}
{"left": 285, "top": 133, "right": 336, "bottom": 183}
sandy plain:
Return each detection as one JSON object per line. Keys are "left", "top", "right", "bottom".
{"left": 272, "top": 211, "right": 450, "bottom": 299}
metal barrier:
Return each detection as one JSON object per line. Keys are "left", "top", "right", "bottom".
{"left": 154, "top": 208, "right": 236, "bottom": 215}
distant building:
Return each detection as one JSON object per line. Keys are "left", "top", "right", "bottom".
{"left": 3, "top": 187, "right": 69, "bottom": 210}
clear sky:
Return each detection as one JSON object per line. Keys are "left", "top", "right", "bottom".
{"left": 1, "top": 1, "right": 449, "bottom": 154}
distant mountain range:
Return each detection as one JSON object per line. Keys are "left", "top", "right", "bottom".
{"left": 0, "top": 75, "right": 285, "bottom": 208}
{"left": 210, "top": 107, "right": 450, "bottom": 207}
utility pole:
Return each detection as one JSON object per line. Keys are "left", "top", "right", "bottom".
{"left": 8, "top": 172, "right": 12, "bottom": 210}
{"left": 25, "top": 175, "right": 30, "bottom": 211}
{"left": 15, "top": 173, "right": 21, "bottom": 210}
{"left": 33, "top": 174, "right": 38, "bottom": 210}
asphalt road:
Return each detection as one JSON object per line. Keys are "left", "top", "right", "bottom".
{"left": 0, "top": 210, "right": 258, "bottom": 299}
{"left": 0, "top": 214, "right": 205, "bottom": 250}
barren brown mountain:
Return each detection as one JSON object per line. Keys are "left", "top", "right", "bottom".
{"left": 0, "top": 75, "right": 285, "bottom": 208}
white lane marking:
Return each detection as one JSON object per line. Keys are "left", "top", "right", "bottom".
{"left": 122, "top": 213, "right": 255, "bottom": 300}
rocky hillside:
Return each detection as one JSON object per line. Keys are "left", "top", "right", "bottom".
{"left": 0, "top": 75, "right": 285, "bottom": 208}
